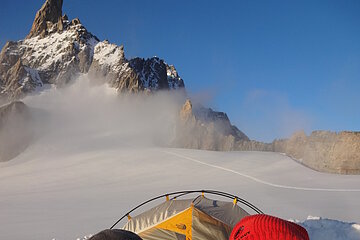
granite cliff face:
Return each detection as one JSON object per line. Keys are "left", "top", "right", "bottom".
{"left": 271, "top": 131, "right": 360, "bottom": 174}
{"left": 27, "top": 0, "right": 64, "bottom": 39}
{"left": 0, "top": 0, "right": 184, "bottom": 101}
{"left": 0, "top": 102, "right": 33, "bottom": 162}
{"left": 227, "top": 130, "right": 360, "bottom": 174}
{"left": 174, "top": 99, "right": 249, "bottom": 150}
{"left": 175, "top": 100, "right": 360, "bottom": 174}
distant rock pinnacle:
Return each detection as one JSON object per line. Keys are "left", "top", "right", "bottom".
{"left": 27, "top": 0, "right": 64, "bottom": 38}
{"left": 0, "top": 0, "right": 185, "bottom": 100}
{"left": 175, "top": 99, "right": 249, "bottom": 150}
{"left": 180, "top": 99, "right": 193, "bottom": 122}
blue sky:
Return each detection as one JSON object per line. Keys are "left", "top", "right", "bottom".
{"left": 1, "top": 0, "right": 359, "bottom": 142}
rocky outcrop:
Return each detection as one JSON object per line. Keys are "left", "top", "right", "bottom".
{"left": 0, "top": 101, "right": 33, "bottom": 162}
{"left": 174, "top": 100, "right": 249, "bottom": 150}
{"left": 88, "top": 43, "right": 184, "bottom": 92}
{"left": 175, "top": 100, "right": 360, "bottom": 174}
{"left": 271, "top": 131, "right": 360, "bottom": 174}
{"left": 226, "top": 130, "right": 360, "bottom": 174}
{"left": 0, "top": 58, "right": 43, "bottom": 99}
{"left": 0, "top": 0, "right": 184, "bottom": 101}
{"left": 235, "top": 140, "right": 272, "bottom": 152}
{"left": 0, "top": 16, "right": 98, "bottom": 99}
{"left": 129, "top": 57, "right": 184, "bottom": 90}
{"left": 27, "top": 0, "right": 64, "bottom": 39}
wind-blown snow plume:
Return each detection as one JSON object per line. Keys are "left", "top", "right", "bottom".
{"left": 23, "top": 75, "right": 186, "bottom": 151}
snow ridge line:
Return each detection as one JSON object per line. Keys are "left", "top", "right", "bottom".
{"left": 161, "top": 150, "right": 360, "bottom": 192}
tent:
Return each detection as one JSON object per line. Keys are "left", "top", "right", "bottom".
{"left": 111, "top": 190, "right": 263, "bottom": 240}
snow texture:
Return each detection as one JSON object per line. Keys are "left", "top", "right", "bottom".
{"left": 93, "top": 41, "right": 124, "bottom": 71}
{"left": 166, "top": 64, "right": 184, "bottom": 89}
{"left": 0, "top": 80, "right": 359, "bottom": 240}
{"left": 20, "top": 67, "right": 43, "bottom": 91}
{"left": 139, "top": 57, "right": 160, "bottom": 89}
{"left": 296, "top": 217, "right": 360, "bottom": 240}
{"left": 20, "top": 24, "right": 98, "bottom": 70}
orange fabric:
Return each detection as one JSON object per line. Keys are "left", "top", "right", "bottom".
{"left": 155, "top": 207, "right": 193, "bottom": 240}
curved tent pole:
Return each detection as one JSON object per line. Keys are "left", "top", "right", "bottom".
{"left": 109, "top": 190, "right": 263, "bottom": 229}
{"left": 170, "top": 190, "right": 263, "bottom": 214}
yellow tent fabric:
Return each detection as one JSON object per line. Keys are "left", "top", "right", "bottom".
{"left": 123, "top": 195, "right": 249, "bottom": 240}
{"left": 155, "top": 207, "right": 193, "bottom": 238}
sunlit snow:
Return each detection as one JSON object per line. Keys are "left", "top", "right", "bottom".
{"left": 0, "top": 79, "right": 359, "bottom": 240}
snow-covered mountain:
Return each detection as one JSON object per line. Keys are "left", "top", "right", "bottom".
{"left": 0, "top": 0, "right": 359, "bottom": 175}
{"left": 0, "top": 0, "right": 184, "bottom": 100}
{"left": 0, "top": 0, "right": 249, "bottom": 162}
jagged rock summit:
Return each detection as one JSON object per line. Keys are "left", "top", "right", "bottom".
{"left": 175, "top": 99, "right": 249, "bottom": 151}
{"left": 27, "top": 0, "right": 64, "bottom": 39}
{"left": 0, "top": 0, "right": 184, "bottom": 101}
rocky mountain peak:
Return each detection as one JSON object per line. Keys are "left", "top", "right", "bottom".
{"left": 175, "top": 99, "right": 249, "bottom": 150}
{"left": 0, "top": 0, "right": 185, "bottom": 101}
{"left": 27, "top": 0, "right": 64, "bottom": 39}
{"left": 180, "top": 99, "right": 193, "bottom": 122}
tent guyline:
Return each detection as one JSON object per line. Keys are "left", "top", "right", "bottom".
{"left": 109, "top": 189, "right": 263, "bottom": 230}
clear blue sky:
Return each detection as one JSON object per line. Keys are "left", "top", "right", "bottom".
{"left": 1, "top": 0, "right": 359, "bottom": 142}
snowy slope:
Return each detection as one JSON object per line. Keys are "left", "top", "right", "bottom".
{"left": 0, "top": 82, "right": 359, "bottom": 240}
{"left": 1, "top": 146, "right": 360, "bottom": 240}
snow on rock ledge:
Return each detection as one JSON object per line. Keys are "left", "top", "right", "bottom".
{"left": 93, "top": 41, "right": 125, "bottom": 69}
{"left": 0, "top": 0, "right": 184, "bottom": 101}
{"left": 89, "top": 41, "right": 185, "bottom": 93}
{"left": 0, "top": 20, "right": 99, "bottom": 99}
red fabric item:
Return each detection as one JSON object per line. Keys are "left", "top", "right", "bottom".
{"left": 229, "top": 214, "right": 309, "bottom": 240}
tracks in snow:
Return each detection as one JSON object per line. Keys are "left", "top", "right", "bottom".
{"left": 161, "top": 150, "right": 360, "bottom": 192}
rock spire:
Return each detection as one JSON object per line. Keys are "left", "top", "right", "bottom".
{"left": 27, "top": 0, "right": 64, "bottom": 38}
